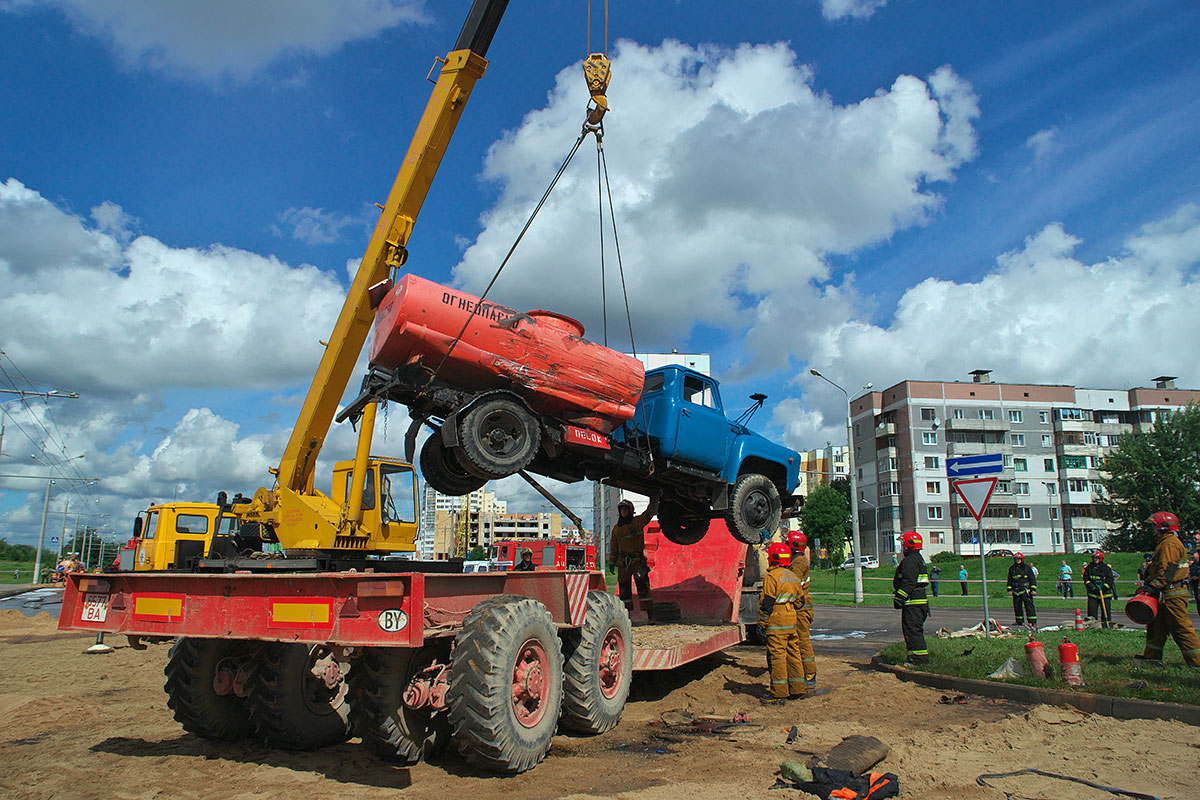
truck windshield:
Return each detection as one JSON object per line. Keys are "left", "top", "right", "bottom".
{"left": 142, "top": 511, "right": 158, "bottom": 540}
{"left": 379, "top": 463, "right": 417, "bottom": 524}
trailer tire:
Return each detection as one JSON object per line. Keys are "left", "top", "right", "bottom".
{"left": 352, "top": 644, "right": 451, "bottom": 764}
{"left": 457, "top": 397, "right": 541, "bottom": 479}
{"left": 420, "top": 432, "right": 486, "bottom": 496}
{"left": 658, "top": 500, "right": 710, "bottom": 545}
{"left": 448, "top": 595, "right": 563, "bottom": 773}
{"left": 164, "top": 638, "right": 254, "bottom": 741}
{"left": 560, "top": 591, "right": 632, "bottom": 734}
{"left": 244, "top": 642, "right": 353, "bottom": 750}
{"left": 725, "top": 473, "right": 781, "bottom": 545}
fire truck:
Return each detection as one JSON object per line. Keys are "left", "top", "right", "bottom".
{"left": 491, "top": 540, "right": 597, "bottom": 571}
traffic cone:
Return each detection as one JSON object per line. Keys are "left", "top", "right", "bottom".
{"left": 1074, "top": 608, "right": 1084, "bottom": 631}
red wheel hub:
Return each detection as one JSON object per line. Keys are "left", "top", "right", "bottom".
{"left": 599, "top": 628, "right": 625, "bottom": 699}
{"left": 511, "top": 638, "right": 550, "bottom": 728}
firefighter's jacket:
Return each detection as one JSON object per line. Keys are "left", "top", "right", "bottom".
{"left": 608, "top": 498, "right": 659, "bottom": 561}
{"left": 1146, "top": 532, "right": 1190, "bottom": 600}
{"left": 789, "top": 554, "right": 812, "bottom": 609}
{"left": 758, "top": 565, "right": 802, "bottom": 632}
{"left": 892, "top": 551, "right": 929, "bottom": 609}
{"left": 1006, "top": 562, "right": 1037, "bottom": 595}
{"left": 1083, "top": 561, "right": 1116, "bottom": 596}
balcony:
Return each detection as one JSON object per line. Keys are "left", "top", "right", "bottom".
{"left": 1055, "top": 443, "right": 1095, "bottom": 457}
{"left": 875, "top": 422, "right": 896, "bottom": 437}
{"left": 946, "top": 417, "right": 1011, "bottom": 432}
{"left": 946, "top": 441, "right": 1012, "bottom": 456}
{"left": 1052, "top": 418, "right": 1094, "bottom": 432}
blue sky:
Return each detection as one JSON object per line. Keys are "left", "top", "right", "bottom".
{"left": 2, "top": 0, "right": 1199, "bottom": 546}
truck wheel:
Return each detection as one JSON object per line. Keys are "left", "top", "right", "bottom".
{"left": 658, "top": 499, "right": 710, "bottom": 545}
{"left": 420, "top": 432, "right": 486, "bottom": 496}
{"left": 164, "top": 638, "right": 254, "bottom": 741}
{"left": 725, "top": 473, "right": 782, "bottom": 545}
{"left": 448, "top": 596, "right": 563, "bottom": 773}
{"left": 352, "top": 644, "right": 451, "bottom": 764}
{"left": 244, "top": 642, "right": 353, "bottom": 750}
{"left": 560, "top": 591, "right": 632, "bottom": 734}
{"left": 457, "top": 397, "right": 541, "bottom": 479}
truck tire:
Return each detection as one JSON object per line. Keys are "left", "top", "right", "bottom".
{"left": 420, "top": 432, "right": 486, "bottom": 496}
{"left": 244, "top": 642, "right": 353, "bottom": 750}
{"left": 164, "top": 638, "right": 254, "bottom": 741}
{"left": 457, "top": 397, "right": 541, "bottom": 479}
{"left": 352, "top": 644, "right": 451, "bottom": 764}
{"left": 560, "top": 590, "right": 632, "bottom": 734}
{"left": 658, "top": 499, "right": 710, "bottom": 545}
{"left": 725, "top": 473, "right": 782, "bottom": 544}
{"left": 448, "top": 595, "right": 563, "bottom": 773}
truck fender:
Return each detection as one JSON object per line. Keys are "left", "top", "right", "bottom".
{"left": 440, "top": 389, "right": 544, "bottom": 449}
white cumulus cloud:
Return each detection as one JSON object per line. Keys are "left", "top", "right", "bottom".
{"left": 820, "top": 0, "right": 890, "bottom": 21}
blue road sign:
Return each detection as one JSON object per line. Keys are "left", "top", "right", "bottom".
{"left": 946, "top": 453, "right": 1004, "bottom": 477}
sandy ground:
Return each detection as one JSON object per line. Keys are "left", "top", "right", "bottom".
{"left": 1, "top": 609, "right": 1195, "bottom": 800}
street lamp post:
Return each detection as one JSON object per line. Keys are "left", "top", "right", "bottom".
{"left": 810, "top": 369, "right": 873, "bottom": 604}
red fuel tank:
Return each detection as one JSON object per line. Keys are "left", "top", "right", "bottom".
{"left": 369, "top": 274, "right": 645, "bottom": 433}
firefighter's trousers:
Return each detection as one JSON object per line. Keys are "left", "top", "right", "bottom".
{"left": 1086, "top": 590, "right": 1112, "bottom": 627}
{"left": 901, "top": 603, "right": 929, "bottom": 664}
{"left": 765, "top": 630, "right": 806, "bottom": 698}
{"left": 1011, "top": 591, "right": 1037, "bottom": 627}
{"left": 1143, "top": 593, "right": 1200, "bottom": 666}
{"left": 796, "top": 605, "right": 816, "bottom": 683}
{"left": 616, "top": 554, "right": 653, "bottom": 613}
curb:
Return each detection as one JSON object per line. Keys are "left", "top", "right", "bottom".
{"left": 869, "top": 656, "right": 1200, "bottom": 727}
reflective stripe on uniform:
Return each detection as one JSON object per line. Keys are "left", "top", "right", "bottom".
{"left": 904, "top": 598, "right": 928, "bottom": 606}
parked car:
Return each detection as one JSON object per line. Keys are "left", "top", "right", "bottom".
{"left": 839, "top": 555, "right": 880, "bottom": 570}
{"left": 985, "top": 549, "right": 1014, "bottom": 557}
{"left": 1077, "top": 547, "right": 1101, "bottom": 554}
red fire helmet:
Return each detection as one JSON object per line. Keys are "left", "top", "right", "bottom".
{"left": 786, "top": 530, "right": 808, "bottom": 552}
{"left": 1148, "top": 511, "right": 1180, "bottom": 533}
{"left": 1014, "top": 552, "right": 1024, "bottom": 561}
{"left": 900, "top": 531, "right": 922, "bottom": 551}
{"left": 767, "top": 542, "right": 792, "bottom": 567}
{"left": 1093, "top": 551, "right": 1104, "bottom": 560}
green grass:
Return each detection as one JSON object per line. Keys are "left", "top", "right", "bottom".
{"left": 878, "top": 629, "right": 1200, "bottom": 705}
{"left": 0, "top": 560, "right": 40, "bottom": 584}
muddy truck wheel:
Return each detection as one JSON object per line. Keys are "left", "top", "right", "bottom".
{"left": 658, "top": 499, "right": 710, "bottom": 545}
{"left": 419, "top": 432, "right": 486, "bottom": 496}
{"left": 352, "top": 644, "right": 451, "bottom": 764}
{"left": 244, "top": 642, "right": 352, "bottom": 750}
{"left": 560, "top": 591, "right": 632, "bottom": 734}
{"left": 164, "top": 638, "right": 254, "bottom": 740}
{"left": 725, "top": 473, "right": 782, "bottom": 545}
{"left": 448, "top": 596, "right": 563, "bottom": 773}
{"left": 457, "top": 397, "right": 541, "bottom": 479}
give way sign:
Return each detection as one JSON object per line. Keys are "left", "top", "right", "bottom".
{"left": 952, "top": 477, "right": 998, "bottom": 521}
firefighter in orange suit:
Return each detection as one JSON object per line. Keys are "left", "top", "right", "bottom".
{"left": 1136, "top": 511, "right": 1200, "bottom": 667}
{"left": 758, "top": 542, "right": 804, "bottom": 704}
{"left": 786, "top": 530, "right": 817, "bottom": 689}
{"left": 607, "top": 495, "right": 659, "bottom": 615}
{"left": 894, "top": 531, "right": 930, "bottom": 664}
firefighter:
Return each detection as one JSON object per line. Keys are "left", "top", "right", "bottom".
{"left": 513, "top": 547, "right": 536, "bottom": 571}
{"left": 1083, "top": 551, "right": 1116, "bottom": 628}
{"left": 1136, "top": 511, "right": 1200, "bottom": 667}
{"left": 1006, "top": 552, "right": 1038, "bottom": 629}
{"left": 607, "top": 495, "right": 659, "bottom": 615}
{"left": 786, "top": 530, "right": 817, "bottom": 690}
{"left": 758, "top": 542, "right": 804, "bottom": 704}
{"left": 893, "top": 531, "right": 930, "bottom": 664}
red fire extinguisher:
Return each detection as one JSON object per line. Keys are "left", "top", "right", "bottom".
{"left": 1058, "top": 638, "right": 1083, "bottom": 686}
{"left": 1024, "top": 637, "right": 1051, "bottom": 678}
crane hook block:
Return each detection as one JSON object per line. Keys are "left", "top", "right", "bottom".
{"left": 583, "top": 53, "right": 611, "bottom": 125}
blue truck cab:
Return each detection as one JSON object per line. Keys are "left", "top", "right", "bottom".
{"left": 613, "top": 365, "right": 801, "bottom": 545}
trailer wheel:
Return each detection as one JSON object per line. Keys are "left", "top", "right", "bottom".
{"left": 658, "top": 499, "right": 710, "bottom": 545}
{"left": 457, "top": 397, "right": 541, "bottom": 479}
{"left": 560, "top": 591, "right": 632, "bottom": 734}
{"left": 352, "top": 644, "right": 451, "bottom": 764}
{"left": 420, "top": 432, "right": 486, "bottom": 496}
{"left": 164, "top": 638, "right": 254, "bottom": 741}
{"left": 244, "top": 642, "right": 353, "bottom": 750}
{"left": 725, "top": 473, "right": 782, "bottom": 545}
{"left": 448, "top": 595, "right": 563, "bottom": 773}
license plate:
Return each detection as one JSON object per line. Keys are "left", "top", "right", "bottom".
{"left": 564, "top": 426, "right": 610, "bottom": 449}
{"left": 81, "top": 593, "right": 109, "bottom": 623}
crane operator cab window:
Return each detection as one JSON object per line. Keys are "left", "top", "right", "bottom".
{"left": 379, "top": 463, "right": 417, "bottom": 525}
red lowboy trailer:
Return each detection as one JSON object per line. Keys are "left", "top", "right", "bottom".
{"left": 58, "top": 520, "right": 748, "bottom": 775}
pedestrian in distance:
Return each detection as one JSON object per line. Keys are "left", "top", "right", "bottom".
{"left": 929, "top": 563, "right": 940, "bottom": 597}
{"left": 786, "top": 531, "right": 818, "bottom": 690}
{"left": 1058, "top": 560, "right": 1074, "bottom": 598}
{"left": 894, "top": 531, "right": 930, "bottom": 664}
{"left": 1189, "top": 550, "right": 1200, "bottom": 609}
{"left": 958, "top": 564, "right": 968, "bottom": 596}
{"left": 607, "top": 494, "right": 660, "bottom": 616}
{"left": 1136, "top": 512, "right": 1200, "bottom": 668}
{"left": 1006, "top": 553, "right": 1038, "bottom": 630}
{"left": 758, "top": 542, "right": 805, "bottom": 704}
{"left": 1136, "top": 554, "right": 1152, "bottom": 593}
{"left": 1083, "top": 551, "right": 1116, "bottom": 628}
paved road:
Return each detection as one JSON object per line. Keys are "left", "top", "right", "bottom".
{"left": 0, "top": 586, "right": 64, "bottom": 617}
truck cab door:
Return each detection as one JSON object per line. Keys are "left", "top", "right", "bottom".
{"left": 133, "top": 510, "right": 159, "bottom": 570}
{"left": 376, "top": 463, "right": 419, "bottom": 548}
{"left": 672, "top": 374, "right": 732, "bottom": 472}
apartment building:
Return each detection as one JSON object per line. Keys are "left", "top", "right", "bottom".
{"left": 848, "top": 373, "right": 1199, "bottom": 557}
{"left": 797, "top": 444, "right": 849, "bottom": 495}
{"left": 417, "top": 485, "right": 507, "bottom": 559}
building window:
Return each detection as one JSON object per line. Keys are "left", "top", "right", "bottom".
{"left": 1064, "top": 455, "right": 1087, "bottom": 469}
{"left": 981, "top": 409, "right": 995, "bottom": 420}
{"left": 925, "top": 456, "right": 940, "bottom": 469}
{"left": 926, "top": 481, "right": 941, "bottom": 494}
{"left": 953, "top": 433, "right": 967, "bottom": 443}
{"left": 929, "top": 531, "right": 945, "bottom": 544}
{"left": 1009, "top": 410, "right": 1023, "bottom": 422}
{"left": 1041, "top": 434, "right": 1052, "bottom": 447}
{"left": 1050, "top": 508, "right": 1059, "bottom": 520}
{"left": 858, "top": 467, "right": 863, "bottom": 479}
{"left": 1014, "top": 482, "right": 1029, "bottom": 495}
{"left": 928, "top": 506, "right": 944, "bottom": 520}
{"left": 922, "top": 432, "right": 938, "bottom": 445}
{"left": 1020, "top": 531, "right": 1033, "bottom": 545}
{"left": 1039, "top": 411, "right": 1049, "bottom": 424}
{"left": 887, "top": 436, "right": 896, "bottom": 448}
{"left": 1014, "top": 458, "right": 1028, "bottom": 471}
{"left": 888, "top": 456, "right": 899, "bottom": 470}
{"left": 1067, "top": 479, "right": 1089, "bottom": 492}
{"left": 1004, "top": 455, "right": 1013, "bottom": 466}
{"left": 1018, "top": 507, "right": 1032, "bottom": 520}
{"left": 1012, "top": 434, "right": 1025, "bottom": 446}
{"left": 921, "top": 408, "right": 936, "bottom": 421}
{"left": 1083, "top": 432, "right": 1097, "bottom": 445}
{"left": 996, "top": 480, "right": 1011, "bottom": 493}
{"left": 953, "top": 409, "right": 965, "bottom": 420}
{"left": 1044, "top": 458, "right": 1055, "bottom": 471}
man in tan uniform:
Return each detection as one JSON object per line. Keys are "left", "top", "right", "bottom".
{"left": 607, "top": 495, "right": 659, "bottom": 615}
{"left": 758, "top": 542, "right": 804, "bottom": 704}
{"left": 786, "top": 530, "right": 817, "bottom": 689}
{"left": 1137, "top": 511, "right": 1200, "bottom": 667}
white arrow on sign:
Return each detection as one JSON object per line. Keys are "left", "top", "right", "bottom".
{"left": 952, "top": 477, "right": 998, "bottom": 522}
